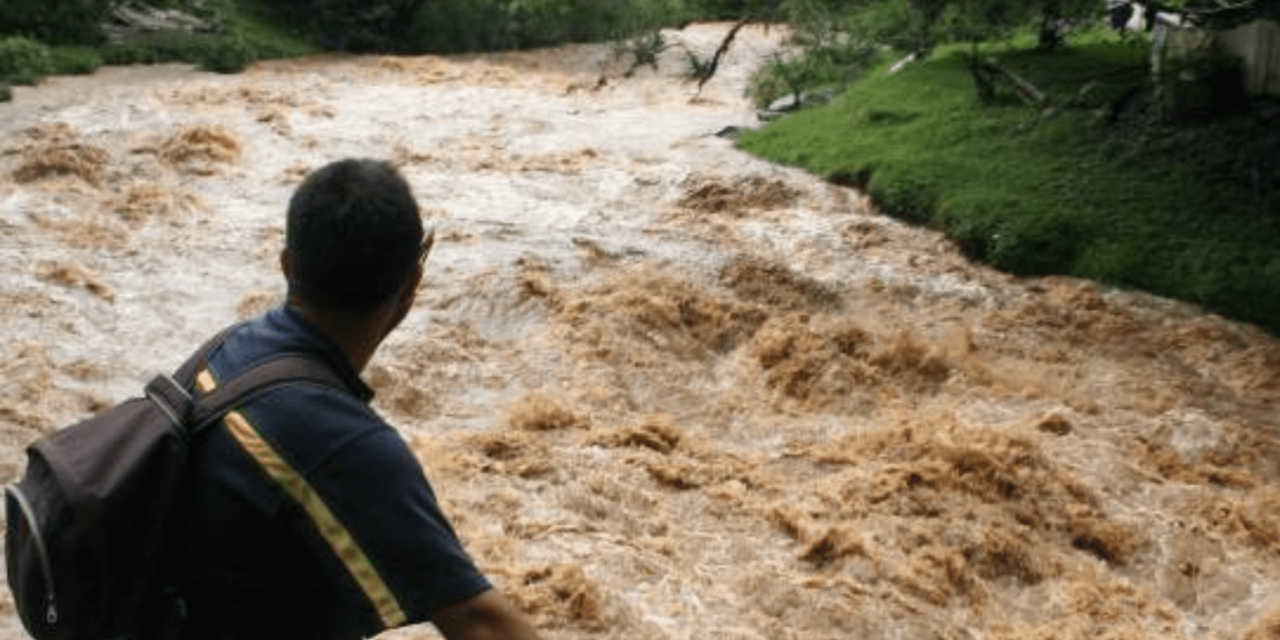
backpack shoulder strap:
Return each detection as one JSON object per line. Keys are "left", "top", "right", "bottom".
{"left": 188, "top": 354, "right": 351, "bottom": 435}
{"left": 131, "top": 322, "right": 250, "bottom": 434}
{"left": 172, "top": 322, "right": 247, "bottom": 387}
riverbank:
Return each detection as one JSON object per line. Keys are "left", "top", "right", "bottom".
{"left": 738, "top": 32, "right": 1280, "bottom": 336}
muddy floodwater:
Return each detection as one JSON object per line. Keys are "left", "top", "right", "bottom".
{"left": 2, "top": 23, "right": 1279, "bottom": 640}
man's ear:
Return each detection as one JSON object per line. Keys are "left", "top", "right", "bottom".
{"left": 280, "top": 249, "right": 293, "bottom": 280}
{"left": 381, "top": 264, "right": 423, "bottom": 339}
{"left": 399, "top": 263, "right": 424, "bottom": 304}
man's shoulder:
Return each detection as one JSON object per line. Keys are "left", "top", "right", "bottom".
{"left": 208, "top": 307, "right": 374, "bottom": 403}
{"left": 237, "top": 380, "right": 403, "bottom": 471}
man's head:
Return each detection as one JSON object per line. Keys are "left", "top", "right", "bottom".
{"left": 283, "top": 159, "right": 425, "bottom": 315}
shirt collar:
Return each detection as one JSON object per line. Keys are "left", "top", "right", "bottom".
{"left": 276, "top": 305, "right": 377, "bottom": 404}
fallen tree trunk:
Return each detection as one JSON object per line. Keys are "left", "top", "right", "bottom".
{"left": 694, "top": 17, "right": 753, "bottom": 91}
{"left": 980, "top": 58, "right": 1048, "bottom": 105}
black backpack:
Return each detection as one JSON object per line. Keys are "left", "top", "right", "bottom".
{"left": 4, "top": 326, "right": 347, "bottom": 640}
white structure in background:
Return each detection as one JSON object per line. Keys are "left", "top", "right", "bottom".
{"left": 1151, "top": 2, "right": 1280, "bottom": 98}
{"left": 1217, "top": 18, "right": 1280, "bottom": 95}
{"left": 1128, "top": 2, "right": 1150, "bottom": 32}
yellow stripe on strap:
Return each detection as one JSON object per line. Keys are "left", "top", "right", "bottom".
{"left": 195, "top": 369, "right": 217, "bottom": 393}
{"left": 197, "top": 368, "right": 408, "bottom": 629}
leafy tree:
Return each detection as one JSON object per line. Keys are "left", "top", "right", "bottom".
{"left": 946, "top": 0, "right": 1035, "bottom": 40}
{"left": 908, "top": 0, "right": 949, "bottom": 50}
{"left": 322, "top": 0, "right": 432, "bottom": 51}
{"left": 259, "top": 0, "right": 430, "bottom": 52}
{"left": 1036, "top": 0, "right": 1099, "bottom": 50}
{"left": 0, "top": 0, "right": 119, "bottom": 44}
{"left": 830, "top": 0, "right": 1100, "bottom": 53}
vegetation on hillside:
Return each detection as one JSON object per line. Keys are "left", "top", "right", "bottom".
{"left": 0, "top": 0, "right": 743, "bottom": 76}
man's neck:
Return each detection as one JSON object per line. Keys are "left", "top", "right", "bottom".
{"left": 286, "top": 299, "right": 383, "bottom": 373}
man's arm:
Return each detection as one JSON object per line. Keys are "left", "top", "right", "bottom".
{"left": 432, "top": 588, "right": 545, "bottom": 640}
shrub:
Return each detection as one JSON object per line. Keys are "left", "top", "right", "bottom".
{"left": 0, "top": 83, "right": 11, "bottom": 103}
{"left": 100, "top": 31, "right": 254, "bottom": 73}
{"left": 750, "top": 42, "right": 878, "bottom": 109}
{"left": 844, "top": 0, "right": 927, "bottom": 52}
{"left": 196, "top": 34, "right": 254, "bottom": 73}
{"left": 616, "top": 30, "right": 668, "bottom": 74}
{"left": 102, "top": 40, "right": 163, "bottom": 66}
{"left": 49, "top": 46, "right": 104, "bottom": 75}
{"left": 0, "top": 37, "right": 53, "bottom": 86}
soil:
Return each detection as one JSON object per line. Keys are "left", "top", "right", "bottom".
{"left": 2, "top": 23, "right": 1279, "bottom": 640}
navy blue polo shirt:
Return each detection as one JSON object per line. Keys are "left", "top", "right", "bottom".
{"left": 168, "top": 306, "right": 491, "bottom": 640}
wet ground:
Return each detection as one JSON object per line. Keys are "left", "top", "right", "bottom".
{"left": 1, "top": 23, "right": 1279, "bottom": 640}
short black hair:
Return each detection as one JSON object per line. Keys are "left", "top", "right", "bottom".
{"left": 285, "top": 159, "right": 424, "bottom": 313}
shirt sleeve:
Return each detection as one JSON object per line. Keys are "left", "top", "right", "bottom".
{"left": 306, "top": 421, "right": 493, "bottom": 625}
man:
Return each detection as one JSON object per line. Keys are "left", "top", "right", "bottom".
{"left": 163, "top": 159, "right": 544, "bottom": 640}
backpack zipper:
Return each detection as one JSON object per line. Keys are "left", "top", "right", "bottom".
{"left": 6, "top": 486, "right": 58, "bottom": 625}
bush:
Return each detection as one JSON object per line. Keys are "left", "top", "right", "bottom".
{"left": 0, "top": 36, "right": 53, "bottom": 86}
{"left": 102, "top": 39, "right": 164, "bottom": 66}
{"left": 101, "top": 31, "right": 253, "bottom": 73}
{"left": 616, "top": 30, "right": 668, "bottom": 74}
{"left": 196, "top": 34, "right": 254, "bottom": 73}
{"left": 750, "top": 49, "right": 851, "bottom": 107}
{"left": 747, "top": 1, "right": 879, "bottom": 108}
{"left": 49, "top": 46, "right": 104, "bottom": 75}
{"left": 844, "top": 0, "right": 929, "bottom": 52}
{"left": 0, "top": 83, "right": 11, "bottom": 103}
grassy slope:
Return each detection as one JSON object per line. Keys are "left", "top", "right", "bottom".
{"left": 738, "top": 33, "right": 1280, "bottom": 335}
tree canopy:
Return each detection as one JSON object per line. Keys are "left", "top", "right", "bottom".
{"left": 0, "top": 0, "right": 119, "bottom": 44}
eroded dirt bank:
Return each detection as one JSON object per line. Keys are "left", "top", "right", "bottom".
{"left": 1, "top": 23, "right": 1278, "bottom": 640}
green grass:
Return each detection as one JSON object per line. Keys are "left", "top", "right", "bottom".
{"left": 739, "top": 32, "right": 1280, "bottom": 335}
